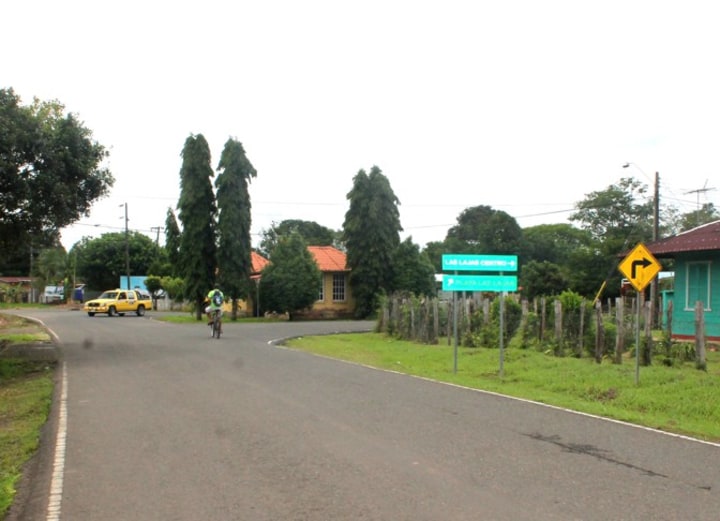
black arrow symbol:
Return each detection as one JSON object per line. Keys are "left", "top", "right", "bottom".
{"left": 631, "top": 257, "right": 652, "bottom": 278}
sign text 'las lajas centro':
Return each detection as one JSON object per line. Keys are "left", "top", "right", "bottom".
{"left": 441, "top": 254, "right": 518, "bottom": 292}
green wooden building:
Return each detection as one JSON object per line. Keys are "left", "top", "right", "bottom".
{"left": 647, "top": 220, "right": 720, "bottom": 341}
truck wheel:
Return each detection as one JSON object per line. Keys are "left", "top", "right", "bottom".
{"left": 88, "top": 312, "right": 95, "bottom": 317}
{"left": 136, "top": 305, "right": 145, "bottom": 317}
{"left": 108, "top": 306, "right": 116, "bottom": 317}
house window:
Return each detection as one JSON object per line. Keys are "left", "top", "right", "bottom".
{"left": 332, "top": 273, "right": 346, "bottom": 302}
{"left": 685, "top": 261, "right": 711, "bottom": 311}
{"left": 318, "top": 278, "right": 325, "bottom": 302}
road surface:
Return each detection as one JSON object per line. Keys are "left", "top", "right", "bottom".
{"left": 9, "top": 309, "right": 720, "bottom": 520}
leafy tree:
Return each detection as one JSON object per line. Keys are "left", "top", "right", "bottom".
{"left": 520, "top": 224, "right": 593, "bottom": 265}
{"left": 391, "top": 237, "right": 437, "bottom": 297}
{"left": 343, "top": 166, "right": 402, "bottom": 318}
{"left": 570, "top": 177, "right": 652, "bottom": 245}
{"left": 445, "top": 205, "right": 522, "bottom": 255}
{"left": 215, "top": 138, "right": 257, "bottom": 319}
{"left": 164, "top": 208, "right": 181, "bottom": 276}
{"left": 422, "top": 240, "right": 446, "bottom": 273}
{"left": 160, "top": 276, "right": 185, "bottom": 308}
{"left": 72, "top": 232, "right": 163, "bottom": 290}
{"left": 0, "top": 88, "right": 114, "bottom": 273}
{"left": 676, "top": 202, "right": 720, "bottom": 232}
{"left": 259, "top": 232, "right": 321, "bottom": 320}
{"left": 144, "top": 275, "right": 163, "bottom": 310}
{"left": 177, "top": 134, "right": 217, "bottom": 319}
{"left": 570, "top": 177, "right": 653, "bottom": 299}
{"left": 33, "top": 247, "right": 68, "bottom": 295}
{"left": 259, "top": 219, "right": 338, "bottom": 258}
{"left": 519, "top": 260, "right": 568, "bottom": 299}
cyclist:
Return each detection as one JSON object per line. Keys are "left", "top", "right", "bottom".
{"left": 205, "top": 286, "right": 225, "bottom": 333}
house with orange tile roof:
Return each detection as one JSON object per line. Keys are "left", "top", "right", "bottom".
{"left": 303, "top": 245, "right": 354, "bottom": 318}
{"left": 240, "top": 246, "right": 354, "bottom": 318}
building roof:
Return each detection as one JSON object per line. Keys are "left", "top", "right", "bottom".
{"left": 251, "top": 251, "right": 270, "bottom": 274}
{"left": 647, "top": 220, "right": 720, "bottom": 257}
{"left": 0, "top": 276, "right": 34, "bottom": 284}
{"left": 307, "top": 246, "right": 348, "bottom": 272}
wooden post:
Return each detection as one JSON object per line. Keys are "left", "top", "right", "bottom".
{"left": 614, "top": 297, "right": 624, "bottom": 364}
{"left": 695, "top": 301, "right": 707, "bottom": 369}
{"left": 577, "top": 300, "right": 585, "bottom": 358}
{"left": 594, "top": 301, "right": 604, "bottom": 363}
{"left": 643, "top": 300, "right": 653, "bottom": 366}
{"left": 666, "top": 300, "right": 673, "bottom": 348}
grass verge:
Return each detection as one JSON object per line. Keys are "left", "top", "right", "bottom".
{"left": 0, "top": 359, "right": 55, "bottom": 518}
{"left": 286, "top": 333, "right": 720, "bottom": 442}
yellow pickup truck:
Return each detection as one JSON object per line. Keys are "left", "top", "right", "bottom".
{"left": 83, "top": 289, "right": 152, "bottom": 317}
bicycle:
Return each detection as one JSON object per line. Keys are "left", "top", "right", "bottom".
{"left": 210, "top": 309, "right": 222, "bottom": 339}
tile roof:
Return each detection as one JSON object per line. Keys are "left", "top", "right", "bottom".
{"left": 0, "top": 277, "right": 34, "bottom": 284}
{"left": 647, "top": 219, "right": 720, "bottom": 256}
{"left": 307, "top": 246, "right": 348, "bottom": 272}
{"left": 251, "top": 251, "right": 270, "bottom": 274}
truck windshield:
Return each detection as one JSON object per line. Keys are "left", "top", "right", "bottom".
{"left": 99, "top": 291, "right": 119, "bottom": 299}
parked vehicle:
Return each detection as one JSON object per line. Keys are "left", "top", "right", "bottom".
{"left": 83, "top": 289, "right": 152, "bottom": 317}
{"left": 42, "top": 285, "right": 65, "bottom": 304}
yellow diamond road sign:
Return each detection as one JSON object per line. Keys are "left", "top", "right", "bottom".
{"left": 618, "top": 242, "right": 661, "bottom": 292}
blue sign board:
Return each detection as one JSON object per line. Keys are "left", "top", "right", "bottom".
{"left": 442, "top": 254, "right": 518, "bottom": 272}
{"left": 442, "top": 274, "right": 518, "bottom": 292}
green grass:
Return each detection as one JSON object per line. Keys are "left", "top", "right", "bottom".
{"left": 286, "top": 333, "right": 720, "bottom": 442}
{"left": 0, "top": 360, "right": 55, "bottom": 518}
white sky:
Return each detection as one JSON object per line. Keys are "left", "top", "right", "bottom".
{"left": 4, "top": 0, "right": 720, "bottom": 250}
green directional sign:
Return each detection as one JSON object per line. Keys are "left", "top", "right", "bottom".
{"left": 442, "top": 254, "right": 518, "bottom": 272}
{"left": 442, "top": 274, "right": 518, "bottom": 292}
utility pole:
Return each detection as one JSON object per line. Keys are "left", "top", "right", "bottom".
{"left": 651, "top": 172, "right": 660, "bottom": 327}
{"left": 151, "top": 226, "right": 164, "bottom": 245}
{"left": 120, "top": 203, "right": 130, "bottom": 290}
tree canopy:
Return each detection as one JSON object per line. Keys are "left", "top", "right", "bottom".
{"left": 259, "top": 232, "right": 321, "bottom": 319}
{"left": 0, "top": 88, "right": 113, "bottom": 274}
{"left": 71, "top": 232, "right": 162, "bottom": 290}
{"left": 177, "top": 134, "right": 217, "bottom": 318}
{"left": 391, "top": 237, "right": 436, "bottom": 297}
{"left": 445, "top": 205, "right": 522, "bottom": 255}
{"left": 215, "top": 138, "right": 257, "bottom": 318}
{"left": 258, "top": 219, "right": 338, "bottom": 258}
{"left": 343, "top": 166, "right": 402, "bottom": 318}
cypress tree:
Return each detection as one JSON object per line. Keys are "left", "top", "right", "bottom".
{"left": 215, "top": 138, "right": 257, "bottom": 319}
{"left": 177, "top": 134, "right": 217, "bottom": 319}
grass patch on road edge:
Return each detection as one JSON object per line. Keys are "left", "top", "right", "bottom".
{"left": 286, "top": 333, "right": 720, "bottom": 442}
{"left": 0, "top": 360, "right": 55, "bottom": 518}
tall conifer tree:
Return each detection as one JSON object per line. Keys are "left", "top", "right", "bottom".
{"left": 215, "top": 138, "right": 257, "bottom": 319}
{"left": 164, "top": 208, "right": 181, "bottom": 276}
{"left": 177, "top": 134, "right": 216, "bottom": 319}
{"left": 343, "top": 165, "right": 402, "bottom": 318}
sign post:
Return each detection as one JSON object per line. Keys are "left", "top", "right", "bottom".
{"left": 618, "top": 243, "right": 661, "bottom": 384}
{"left": 442, "top": 254, "right": 518, "bottom": 375}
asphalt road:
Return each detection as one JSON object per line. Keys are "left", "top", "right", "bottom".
{"left": 9, "top": 309, "right": 720, "bottom": 520}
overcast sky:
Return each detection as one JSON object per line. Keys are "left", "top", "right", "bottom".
{"left": 5, "top": 1, "right": 720, "bottom": 251}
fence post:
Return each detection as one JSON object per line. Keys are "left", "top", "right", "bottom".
{"left": 577, "top": 300, "right": 585, "bottom": 357}
{"left": 695, "top": 301, "right": 707, "bottom": 369}
{"left": 594, "top": 300, "right": 604, "bottom": 363}
{"left": 643, "top": 300, "right": 653, "bottom": 366}
{"left": 614, "top": 297, "right": 624, "bottom": 364}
